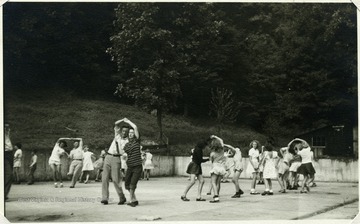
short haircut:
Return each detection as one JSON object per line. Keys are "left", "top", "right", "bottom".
{"left": 32, "top": 149, "right": 37, "bottom": 154}
{"left": 15, "top": 143, "right": 22, "bottom": 148}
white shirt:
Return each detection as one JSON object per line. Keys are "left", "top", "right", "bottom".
{"left": 70, "top": 147, "right": 84, "bottom": 160}
{"left": 5, "top": 133, "right": 13, "bottom": 151}
{"left": 233, "top": 148, "right": 242, "bottom": 162}
{"left": 248, "top": 148, "right": 260, "bottom": 160}
{"left": 298, "top": 147, "right": 312, "bottom": 164}
{"left": 49, "top": 143, "right": 65, "bottom": 162}
{"left": 108, "top": 135, "right": 128, "bottom": 155}
{"left": 14, "top": 149, "right": 22, "bottom": 162}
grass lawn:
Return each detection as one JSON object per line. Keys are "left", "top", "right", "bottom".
{"left": 4, "top": 88, "right": 272, "bottom": 156}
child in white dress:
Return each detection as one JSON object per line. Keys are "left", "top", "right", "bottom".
{"left": 143, "top": 149, "right": 154, "bottom": 180}
{"left": 260, "top": 144, "right": 278, "bottom": 195}
{"left": 81, "top": 146, "right": 95, "bottom": 184}
{"left": 248, "top": 140, "right": 261, "bottom": 195}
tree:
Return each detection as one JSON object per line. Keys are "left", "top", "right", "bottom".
{"left": 108, "top": 3, "right": 230, "bottom": 139}
{"left": 209, "top": 88, "right": 240, "bottom": 132}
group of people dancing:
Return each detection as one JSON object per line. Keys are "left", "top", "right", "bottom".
{"left": 47, "top": 118, "right": 155, "bottom": 207}
{"left": 181, "top": 136, "right": 317, "bottom": 203}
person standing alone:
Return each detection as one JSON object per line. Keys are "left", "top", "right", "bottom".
{"left": 27, "top": 149, "right": 38, "bottom": 185}
{"left": 4, "top": 123, "right": 13, "bottom": 200}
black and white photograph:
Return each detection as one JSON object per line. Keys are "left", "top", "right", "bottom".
{"left": 1, "top": 0, "right": 359, "bottom": 223}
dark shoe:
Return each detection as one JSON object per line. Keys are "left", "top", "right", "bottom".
{"left": 69, "top": 186, "right": 74, "bottom": 188}
{"left": 250, "top": 191, "right": 260, "bottom": 195}
{"left": 206, "top": 192, "right": 211, "bottom": 195}
{"left": 231, "top": 193, "right": 241, "bottom": 198}
{"left": 101, "top": 200, "right": 108, "bottom": 205}
{"left": 27, "top": 182, "right": 34, "bottom": 185}
{"left": 181, "top": 196, "right": 190, "bottom": 201}
{"left": 209, "top": 196, "right": 219, "bottom": 203}
{"left": 268, "top": 192, "right": 274, "bottom": 195}
{"left": 310, "top": 183, "right": 317, "bottom": 187}
{"left": 261, "top": 191, "right": 270, "bottom": 196}
{"left": 196, "top": 198, "right": 206, "bottom": 201}
{"left": 127, "top": 201, "right": 138, "bottom": 207}
{"left": 239, "top": 189, "right": 244, "bottom": 195}
{"left": 300, "top": 190, "right": 308, "bottom": 194}
{"left": 118, "top": 198, "right": 127, "bottom": 205}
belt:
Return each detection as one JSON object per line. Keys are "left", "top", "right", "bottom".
{"left": 107, "top": 152, "right": 121, "bottom": 157}
{"left": 73, "top": 159, "right": 82, "bottom": 161}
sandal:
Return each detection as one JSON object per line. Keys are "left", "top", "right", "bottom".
{"left": 181, "top": 196, "right": 190, "bottom": 201}
{"left": 196, "top": 198, "right": 206, "bottom": 201}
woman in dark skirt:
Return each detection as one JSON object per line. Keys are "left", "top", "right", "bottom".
{"left": 288, "top": 138, "right": 316, "bottom": 193}
{"left": 181, "top": 137, "right": 211, "bottom": 201}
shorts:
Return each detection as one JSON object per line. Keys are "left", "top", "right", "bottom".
{"left": 289, "top": 162, "right": 301, "bottom": 172}
{"left": 247, "top": 160, "right": 259, "bottom": 173}
{"left": 297, "top": 163, "right": 316, "bottom": 176}
{"left": 125, "top": 165, "right": 143, "bottom": 190}
{"left": 278, "top": 162, "right": 289, "bottom": 175}
{"left": 49, "top": 159, "right": 61, "bottom": 166}
{"left": 13, "top": 160, "right": 21, "bottom": 168}
{"left": 210, "top": 163, "right": 226, "bottom": 176}
{"left": 186, "top": 161, "right": 202, "bottom": 175}
{"left": 233, "top": 161, "right": 243, "bottom": 172}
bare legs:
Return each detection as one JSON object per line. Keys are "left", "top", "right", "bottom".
{"left": 250, "top": 172, "right": 258, "bottom": 193}
{"left": 182, "top": 174, "right": 205, "bottom": 200}
{"left": 50, "top": 164, "right": 63, "bottom": 187}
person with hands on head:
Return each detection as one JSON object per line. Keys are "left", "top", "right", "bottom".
{"left": 49, "top": 138, "right": 70, "bottom": 188}
{"left": 122, "top": 118, "right": 143, "bottom": 207}
{"left": 224, "top": 144, "right": 244, "bottom": 198}
{"left": 208, "top": 135, "right": 226, "bottom": 203}
{"left": 101, "top": 118, "right": 129, "bottom": 205}
{"left": 288, "top": 138, "right": 315, "bottom": 193}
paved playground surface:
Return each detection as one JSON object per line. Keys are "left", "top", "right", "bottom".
{"left": 3, "top": 177, "right": 359, "bottom": 222}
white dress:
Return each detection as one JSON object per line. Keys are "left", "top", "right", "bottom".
{"left": 210, "top": 151, "right": 227, "bottom": 176}
{"left": 247, "top": 148, "right": 260, "bottom": 173}
{"left": 262, "top": 151, "right": 278, "bottom": 179}
{"left": 144, "top": 152, "right": 154, "bottom": 170}
{"left": 82, "top": 151, "right": 94, "bottom": 171}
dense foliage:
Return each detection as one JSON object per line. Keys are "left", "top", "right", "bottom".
{"left": 4, "top": 2, "right": 357, "bottom": 142}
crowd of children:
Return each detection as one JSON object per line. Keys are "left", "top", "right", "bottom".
{"left": 6, "top": 137, "right": 155, "bottom": 188}
{"left": 181, "top": 136, "right": 317, "bottom": 203}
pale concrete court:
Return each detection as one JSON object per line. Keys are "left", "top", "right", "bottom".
{"left": 4, "top": 177, "right": 359, "bottom": 222}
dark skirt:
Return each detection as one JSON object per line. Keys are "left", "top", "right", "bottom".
{"left": 297, "top": 163, "right": 316, "bottom": 176}
{"left": 186, "top": 161, "right": 202, "bottom": 175}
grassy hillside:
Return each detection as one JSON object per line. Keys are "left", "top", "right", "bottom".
{"left": 5, "top": 89, "right": 270, "bottom": 156}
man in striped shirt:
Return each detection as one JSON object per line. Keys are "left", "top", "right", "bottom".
{"left": 123, "top": 118, "right": 142, "bottom": 207}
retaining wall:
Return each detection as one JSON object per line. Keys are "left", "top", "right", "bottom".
{"left": 10, "top": 152, "right": 359, "bottom": 182}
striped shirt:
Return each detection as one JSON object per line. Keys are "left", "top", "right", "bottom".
{"left": 124, "top": 139, "right": 142, "bottom": 167}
